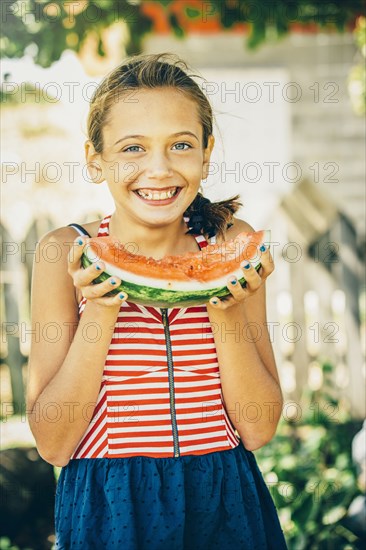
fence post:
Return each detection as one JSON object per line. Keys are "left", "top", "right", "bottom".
{"left": 1, "top": 224, "right": 25, "bottom": 415}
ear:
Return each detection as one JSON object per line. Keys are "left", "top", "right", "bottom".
{"left": 85, "top": 140, "right": 104, "bottom": 184}
{"left": 202, "top": 134, "right": 215, "bottom": 180}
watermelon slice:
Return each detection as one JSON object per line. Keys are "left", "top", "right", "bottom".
{"left": 81, "top": 230, "right": 270, "bottom": 307}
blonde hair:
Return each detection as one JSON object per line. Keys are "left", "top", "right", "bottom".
{"left": 87, "top": 52, "right": 242, "bottom": 239}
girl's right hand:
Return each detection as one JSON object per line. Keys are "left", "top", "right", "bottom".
{"left": 67, "top": 236, "right": 128, "bottom": 307}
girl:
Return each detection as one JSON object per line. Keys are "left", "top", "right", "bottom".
{"left": 27, "top": 53, "right": 288, "bottom": 550}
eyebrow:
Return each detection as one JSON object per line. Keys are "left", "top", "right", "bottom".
{"left": 114, "top": 131, "right": 200, "bottom": 146}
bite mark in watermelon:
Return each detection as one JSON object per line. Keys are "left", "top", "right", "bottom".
{"left": 81, "top": 230, "right": 271, "bottom": 307}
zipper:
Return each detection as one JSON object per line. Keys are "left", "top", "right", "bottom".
{"left": 161, "top": 308, "right": 180, "bottom": 458}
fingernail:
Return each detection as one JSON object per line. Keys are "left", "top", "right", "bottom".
{"left": 77, "top": 238, "right": 83, "bottom": 246}
{"left": 95, "top": 264, "right": 102, "bottom": 271}
{"left": 230, "top": 278, "right": 237, "bottom": 285}
{"left": 241, "top": 261, "right": 251, "bottom": 269}
{"left": 110, "top": 278, "right": 116, "bottom": 285}
{"left": 119, "top": 293, "right": 126, "bottom": 300}
{"left": 259, "top": 244, "right": 266, "bottom": 252}
{"left": 211, "top": 298, "right": 218, "bottom": 305}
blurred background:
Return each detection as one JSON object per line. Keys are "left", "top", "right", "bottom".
{"left": 1, "top": 1, "right": 365, "bottom": 549}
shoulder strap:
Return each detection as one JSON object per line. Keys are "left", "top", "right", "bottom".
{"left": 68, "top": 223, "right": 92, "bottom": 238}
{"left": 184, "top": 215, "right": 217, "bottom": 248}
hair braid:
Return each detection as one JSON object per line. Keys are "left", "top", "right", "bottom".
{"left": 184, "top": 193, "right": 243, "bottom": 240}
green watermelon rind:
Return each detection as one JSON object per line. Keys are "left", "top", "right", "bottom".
{"left": 81, "top": 254, "right": 263, "bottom": 308}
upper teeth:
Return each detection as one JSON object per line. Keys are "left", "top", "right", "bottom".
{"left": 136, "top": 188, "right": 177, "bottom": 200}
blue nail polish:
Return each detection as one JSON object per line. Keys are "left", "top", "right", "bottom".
{"left": 110, "top": 279, "right": 116, "bottom": 285}
{"left": 259, "top": 244, "right": 266, "bottom": 252}
{"left": 230, "top": 278, "right": 237, "bottom": 285}
{"left": 77, "top": 238, "right": 83, "bottom": 245}
{"left": 211, "top": 299, "right": 218, "bottom": 305}
{"left": 95, "top": 264, "right": 101, "bottom": 271}
{"left": 241, "top": 261, "right": 251, "bottom": 269}
{"left": 119, "top": 293, "right": 126, "bottom": 300}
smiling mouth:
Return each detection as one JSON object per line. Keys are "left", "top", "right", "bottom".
{"left": 134, "top": 187, "right": 180, "bottom": 201}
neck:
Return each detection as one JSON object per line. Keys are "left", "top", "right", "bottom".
{"left": 108, "top": 210, "right": 195, "bottom": 259}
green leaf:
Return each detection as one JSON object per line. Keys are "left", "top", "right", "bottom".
{"left": 93, "top": 0, "right": 116, "bottom": 8}
{"left": 97, "top": 35, "right": 105, "bottom": 57}
{"left": 323, "top": 505, "right": 347, "bottom": 525}
{"left": 292, "top": 493, "right": 315, "bottom": 526}
{"left": 185, "top": 7, "right": 200, "bottom": 19}
{"left": 168, "top": 13, "right": 185, "bottom": 39}
{"left": 246, "top": 21, "right": 266, "bottom": 50}
{"left": 158, "top": 0, "right": 174, "bottom": 7}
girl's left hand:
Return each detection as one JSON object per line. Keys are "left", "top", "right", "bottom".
{"left": 207, "top": 244, "right": 274, "bottom": 310}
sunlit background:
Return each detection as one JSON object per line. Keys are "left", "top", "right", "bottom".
{"left": 1, "top": 2, "right": 365, "bottom": 549}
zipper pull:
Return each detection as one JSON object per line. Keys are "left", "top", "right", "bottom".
{"left": 161, "top": 308, "right": 168, "bottom": 326}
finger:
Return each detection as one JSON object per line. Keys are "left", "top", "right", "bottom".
{"left": 73, "top": 260, "right": 107, "bottom": 288}
{"left": 240, "top": 260, "right": 262, "bottom": 292}
{"left": 67, "top": 236, "right": 89, "bottom": 273}
{"left": 209, "top": 296, "right": 222, "bottom": 308}
{"left": 257, "top": 245, "right": 275, "bottom": 277}
{"left": 81, "top": 276, "right": 122, "bottom": 300}
{"left": 225, "top": 276, "right": 249, "bottom": 302}
{"left": 93, "top": 291, "right": 129, "bottom": 307}
{"left": 208, "top": 296, "right": 233, "bottom": 310}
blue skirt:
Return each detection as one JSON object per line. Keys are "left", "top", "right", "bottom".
{"left": 55, "top": 443, "right": 287, "bottom": 549}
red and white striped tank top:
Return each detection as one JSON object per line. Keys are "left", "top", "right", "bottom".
{"left": 71, "top": 215, "right": 240, "bottom": 459}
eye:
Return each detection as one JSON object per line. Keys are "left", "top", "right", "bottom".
{"left": 173, "top": 142, "right": 192, "bottom": 151}
{"left": 122, "top": 145, "right": 143, "bottom": 153}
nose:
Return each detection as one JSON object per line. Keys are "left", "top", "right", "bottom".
{"left": 145, "top": 151, "right": 173, "bottom": 180}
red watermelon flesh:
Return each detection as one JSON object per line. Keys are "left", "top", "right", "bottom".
{"left": 81, "top": 229, "right": 270, "bottom": 307}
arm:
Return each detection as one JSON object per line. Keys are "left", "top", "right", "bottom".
{"left": 207, "top": 286, "right": 283, "bottom": 451}
{"left": 26, "top": 228, "right": 126, "bottom": 467}
{"left": 206, "top": 219, "right": 283, "bottom": 451}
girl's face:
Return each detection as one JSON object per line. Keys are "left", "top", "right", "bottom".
{"left": 86, "top": 87, "right": 214, "bottom": 229}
